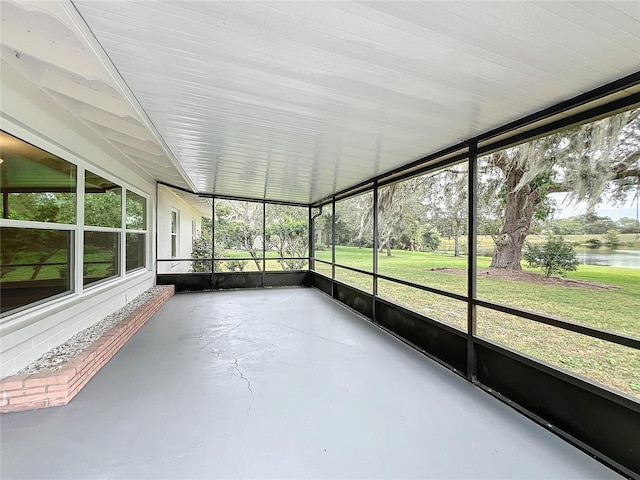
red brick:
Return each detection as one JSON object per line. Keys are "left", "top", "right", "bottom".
{"left": 8, "top": 386, "right": 47, "bottom": 397}
{"left": 58, "top": 366, "right": 77, "bottom": 377}
{"left": 66, "top": 357, "right": 87, "bottom": 371}
{"left": 46, "top": 383, "right": 69, "bottom": 393}
{"left": 49, "top": 397, "right": 69, "bottom": 406}
{"left": 82, "top": 351, "right": 98, "bottom": 363}
{"left": 69, "top": 384, "right": 85, "bottom": 397}
{"left": 0, "top": 288, "right": 173, "bottom": 413}
{"left": 23, "top": 376, "right": 51, "bottom": 388}
{"left": 70, "top": 374, "right": 89, "bottom": 392}
{"left": 11, "top": 392, "right": 50, "bottom": 404}
{"left": 0, "top": 375, "right": 29, "bottom": 391}
{"left": 45, "top": 373, "right": 72, "bottom": 385}
{"left": 2, "top": 400, "right": 47, "bottom": 413}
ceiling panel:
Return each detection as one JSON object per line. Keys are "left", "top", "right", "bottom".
{"left": 7, "top": 1, "right": 640, "bottom": 204}
{"left": 0, "top": 0, "right": 194, "bottom": 191}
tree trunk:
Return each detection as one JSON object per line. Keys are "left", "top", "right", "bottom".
{"left": 453, "top": 219, "right": 461, "bottom": 257}
{"left": 490, "top": 167, "right": 539, "bottom": 270}
{"left": 249, "top": 252, "right": 262, "bottom": 271}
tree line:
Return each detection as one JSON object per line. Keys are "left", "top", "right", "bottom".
{"left": 191, "top": 202, "right": 309, "bottom": 272}
{"left": 317, "top": 108, "right": 639, "bottom": 271}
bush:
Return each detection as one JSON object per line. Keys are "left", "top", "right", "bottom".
{"left": 523, "top": 236, "right": 579, "bottom": 277}
{"left": 605, "top": 229, "right": 620, "bottom": 246}
{"left": 191, "top": 236, "right": 224, "bottom": 272}
{"left": 226, "top": 259, "right": 247, "bottom": 272}
{"left": 585, "top": 238, "right": 602, "bottom": 248}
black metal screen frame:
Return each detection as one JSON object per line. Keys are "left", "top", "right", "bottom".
{"left": 306, "top": 75, "right": 640, "bottom": 478}
{"left": 156, "top": 73, "right": 640, "bottom": 477}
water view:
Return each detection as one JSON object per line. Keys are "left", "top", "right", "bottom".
{"left": 474, "top": 247, "right": 640, "bottom": 269}
{"left": 574, "top": 248, "right": 640, "bottom": 269}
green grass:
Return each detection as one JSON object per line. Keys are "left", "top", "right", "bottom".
{"left": 314, "top": 245, "right": 640, "bottom": 399}
{"left": 1, "top": 251, "right": 117, "bottom": 283}
{"left": 1, "top": 251, "right": 69, "bottom": 282}
{"left": 218, "top": 249, "right": 308, "bottom": 272}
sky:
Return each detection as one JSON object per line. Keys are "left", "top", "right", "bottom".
{"left": 551, "top": 192, "right": 639, "bottom": 221}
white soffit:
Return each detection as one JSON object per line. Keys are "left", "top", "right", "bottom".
{"left": 0, "top": 0, "right": 194, "bottom": 191}
{"left": 18, "top": 2, "right": 640, "bottom": 203}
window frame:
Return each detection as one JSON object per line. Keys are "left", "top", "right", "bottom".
{"left": 170, "top": 209, "right": 179, "bottom": 260}
{"left": 0, "top": 129, "right": 151, "bottom": 320}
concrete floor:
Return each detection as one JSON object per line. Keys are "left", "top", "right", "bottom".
{"left": 1, "top": 287, "right": 622, "bottom": 479}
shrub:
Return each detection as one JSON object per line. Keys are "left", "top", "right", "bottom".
{"left": 523, "top": 236, "right": 579, "bottom": 277}
{"left": 191, "top": 236, "right": 224, "bottom": 272}
{"left": 585, "top": 238, "right": 602, "bottom": 248}
{"left": 226, "top": 259, "right": 247, "bottom": 272}
{"left": 605, "top": 229, "right": 620, "bottom": 246}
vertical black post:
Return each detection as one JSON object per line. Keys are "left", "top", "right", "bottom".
{"left": 372, "top": 181, "right": 379, "bottom": 323}
{"left": 211, "top": 197, "right": 215, "bottom": 288}
{"left": 262, "top": 201, "right": 266, "bottom": 287}
{"left": 2, "top": 192, "right": 9, "bottom": 219}
{"left": 467, "top": 141, "right": 478, "bottom": 381}
{"left": 331, "top": 197, "right": 336, "bottom": 297}
{"left": 154, "top": 182, "right": 159, "bottom": 276}
{"left": 308, "top": 206, "right": 314, "bottom": 271}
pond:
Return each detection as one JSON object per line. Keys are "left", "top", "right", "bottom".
{"left": 474, "top": 247, "right": 640, "bottom": 269}
{"left": 574, "top": 248, "right": 640, "bottom": 269}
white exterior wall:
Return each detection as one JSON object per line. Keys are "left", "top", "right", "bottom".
{"left": 157, "top": 186, "right": 207, "bottom": 274}
{"left": 0, "top": 61, "right": 157, "bottom": 377}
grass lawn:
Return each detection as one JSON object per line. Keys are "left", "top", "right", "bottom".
{"left": 314, "top": 245, "right": 640, "bottom": 399}
{"left": 1, "top": 251, "right": 69, "bottom": 282}
{"left": 218, "top": 249, "right": 308, "bottom": 272}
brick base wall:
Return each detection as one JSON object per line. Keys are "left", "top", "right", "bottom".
{"left": 1, "top": 285, "right": 174, "bottom": 413}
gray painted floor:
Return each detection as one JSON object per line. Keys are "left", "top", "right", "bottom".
{"left": 1, "top": 287, "right": 621, "bottom": 479}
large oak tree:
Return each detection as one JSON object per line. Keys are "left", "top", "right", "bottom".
{"left": 481, "top": 108, "right": 639, "bottom": 270}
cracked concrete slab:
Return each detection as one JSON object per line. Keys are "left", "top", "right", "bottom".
{"left": 0, "top": 287, "right": 623, "bottom": 479}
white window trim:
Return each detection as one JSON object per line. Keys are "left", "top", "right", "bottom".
{"left": 0, "top": 128, "right": 152, "bottom": 321}
{"left": 170, "top": 208, "right": 179, "bottom": 266}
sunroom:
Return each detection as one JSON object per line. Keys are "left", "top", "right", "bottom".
{"left": 1, "top": 1, "right": 639, "bottom": 478}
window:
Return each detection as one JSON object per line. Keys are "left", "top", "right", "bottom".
{"left": 126, "top": 191, "right": 146, "bottom": 230}
{"left": 83, "top": 170, "right": 123, "bottom": 288}
{"left": 0, "top": 131, "right": 76, "bottom": 316}
{"left": 171, "top": 210, "right": 179, "bottom": 258}
{"left": 0, "top": 131, "right": 77, "bottom": 224}
{"left": 126, "top": 233, "right": 145, "bottom": 272}
{"left": 157, "top": 185, "right": 212, "bottom": 273}
{"left": 0, "top": 130, "right": 149, "bottom": 317}
{"left": 85, "top": 170, "right": 121, "bottom": 228}
{"left": 126, "top": 191, "right": 147, "bottom": 272}
{"left": 83, "top": 231, "right": 119, "bottom": 286}
{"left": 1, "top": 227, "right": 73, "bottom": 314}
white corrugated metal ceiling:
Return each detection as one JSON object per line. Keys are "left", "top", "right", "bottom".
{"left": 3, "top": 1, "right": 640, "bottom": 203}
